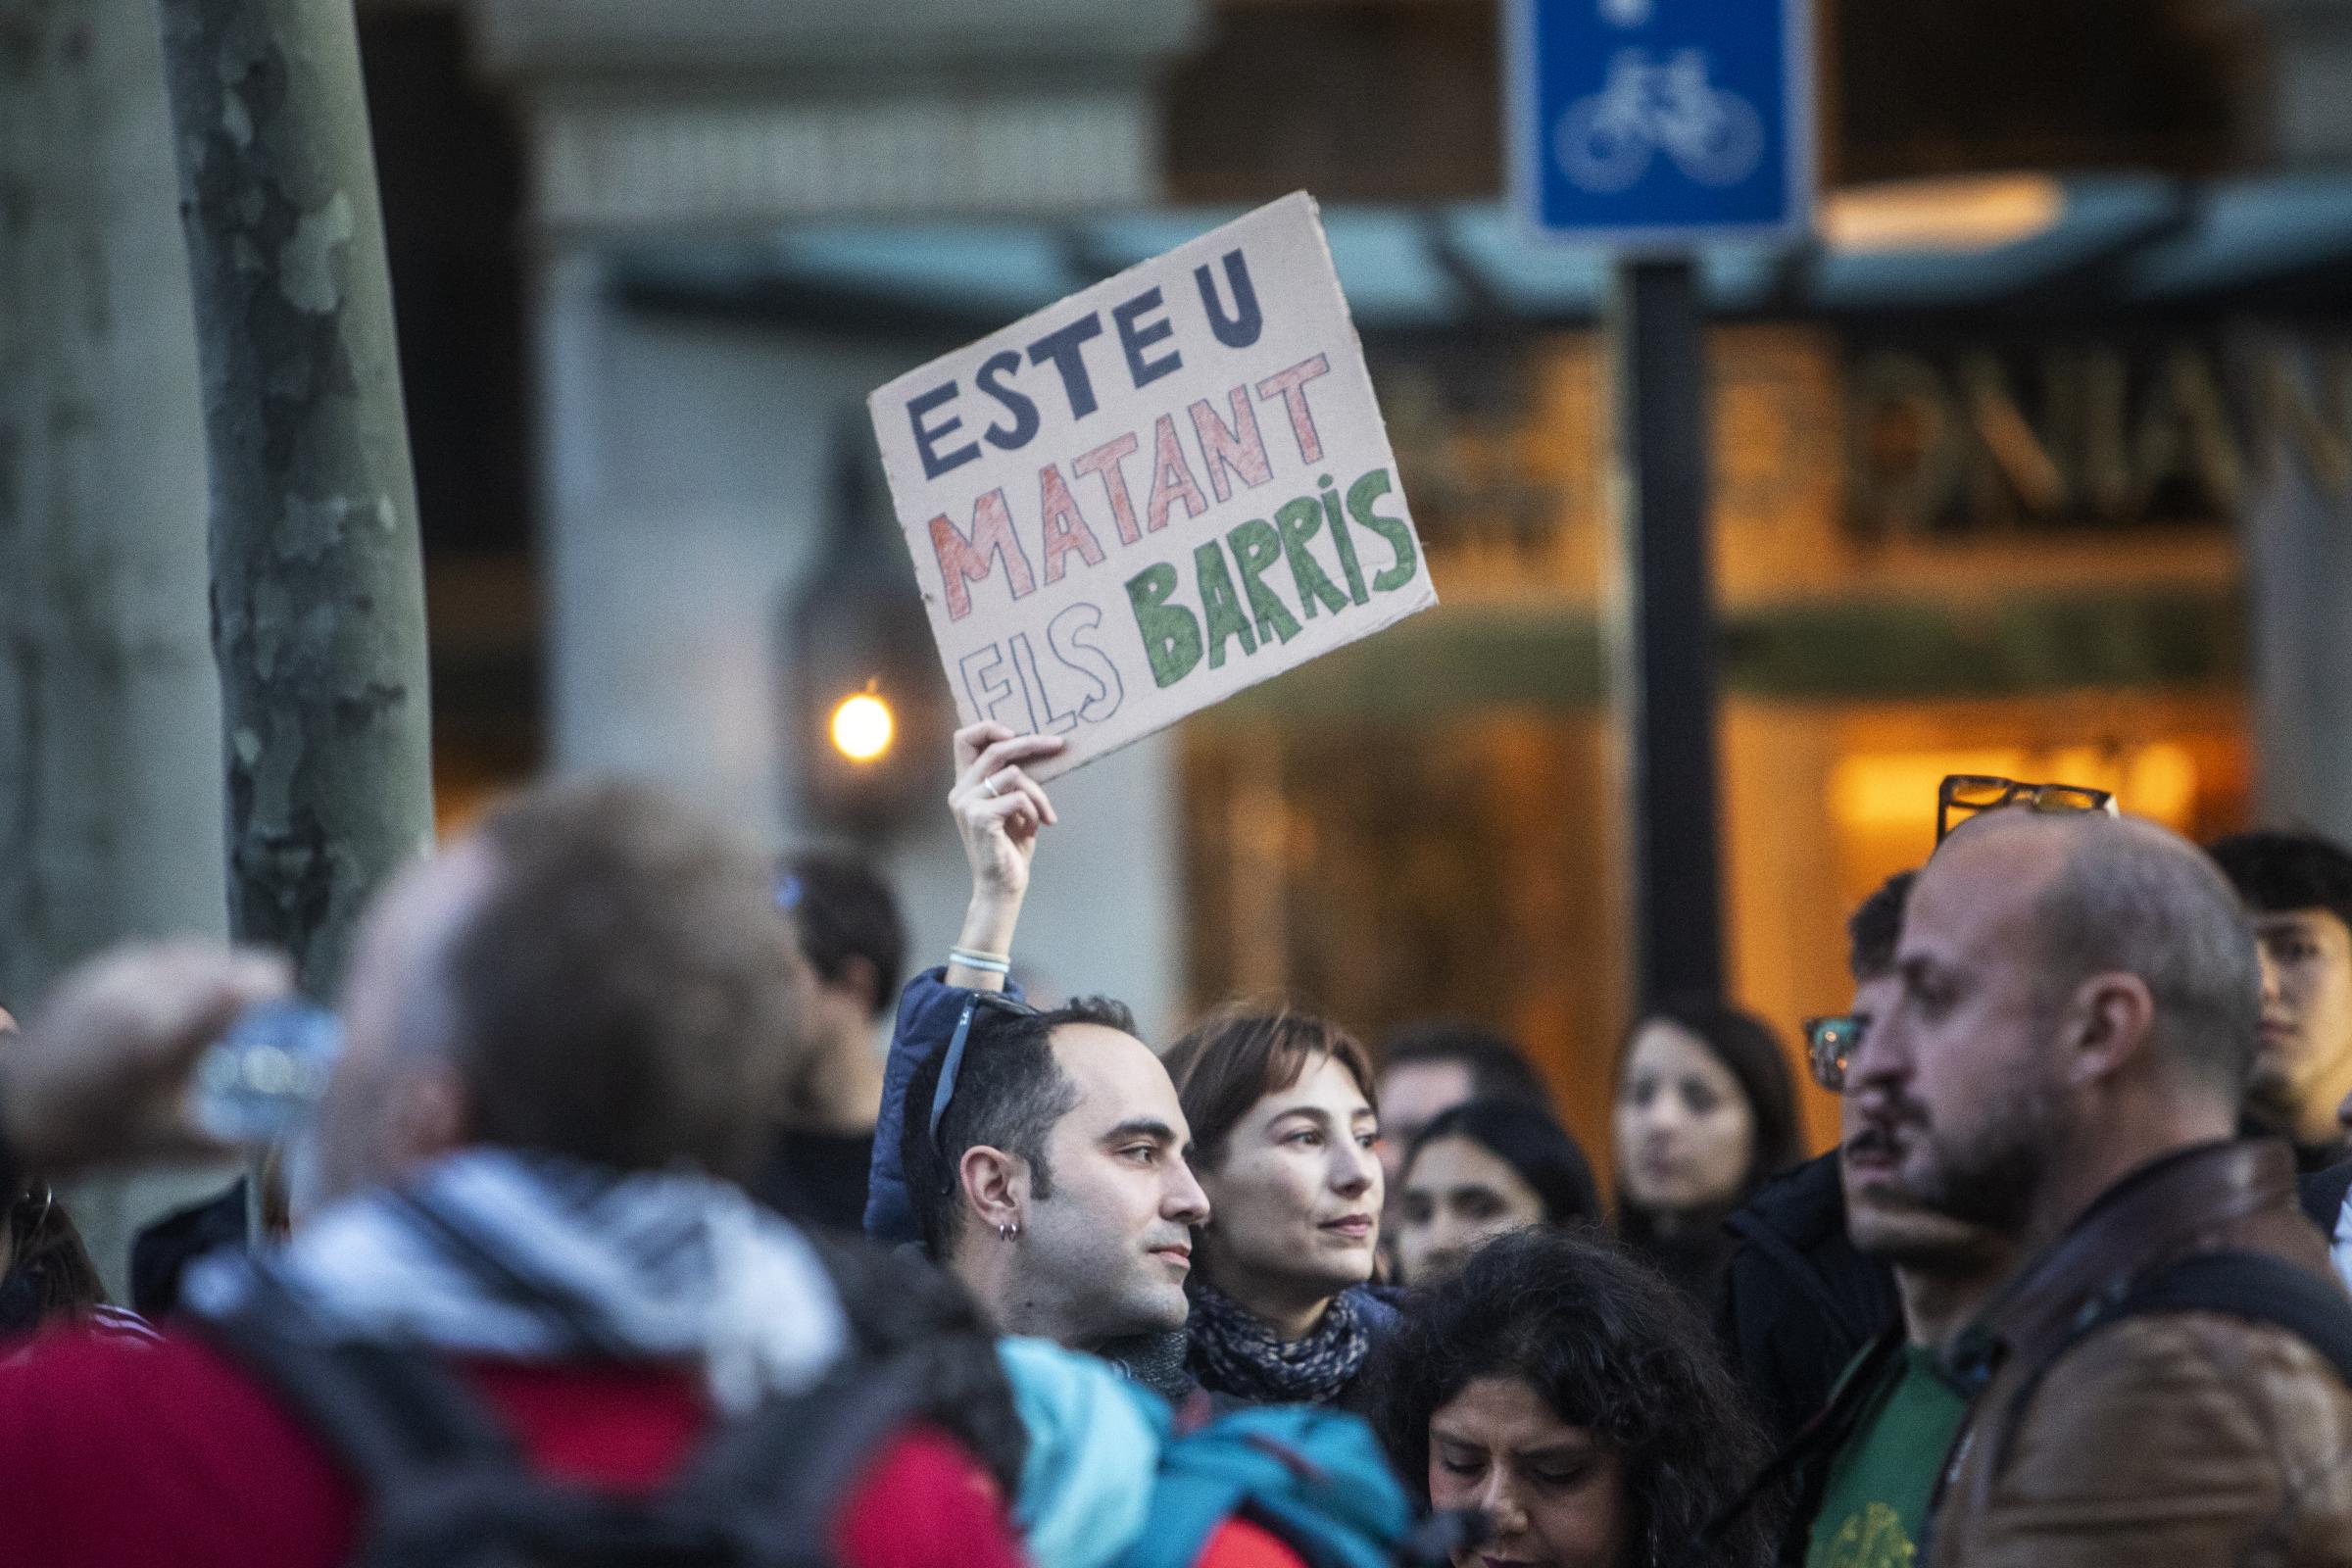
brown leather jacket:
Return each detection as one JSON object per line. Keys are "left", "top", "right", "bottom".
{"left": 1926, "top": 1140, "right": 2352, "bottom": 1568}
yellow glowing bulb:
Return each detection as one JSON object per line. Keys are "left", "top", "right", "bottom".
{"left": 830, "top": 693, "right": 895, "bottom": 762}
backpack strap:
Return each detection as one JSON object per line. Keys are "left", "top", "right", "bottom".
{"left": 1114, "top": 1406, "right": 1414, "bottom": 1568}
{"left": 196, "top": 1277, "right": 725, "bottom": 1568}
{"left": 672, "top": 1349, "right": 944, "bottom": 1568}
{"left": 200, "top": 1275, "right": 951, "bottom": 1568}
{"left": 194, "top": 1273, "right": 522, "bottom": 1486}
{"left": 1980, "top": 1247, "right": 2352, "bottom": 1496}
{"left": 2099, "top": 1250, "right": 2352, "bottom": 1385}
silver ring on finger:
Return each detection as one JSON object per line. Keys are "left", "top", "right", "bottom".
{"left": 982, "top": 773, "right": 1001, "bottom": 798}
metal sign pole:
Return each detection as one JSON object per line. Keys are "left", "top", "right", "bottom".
{"left": 1611, "top": 255, "right": 1724, "bottom": 1005}
{"left": 1512, "top": 0, "right": 1807, "bottom": 1008}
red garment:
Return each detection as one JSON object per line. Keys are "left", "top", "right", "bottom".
{"left": 1197, "top": 1518, "right": 1308, "bottom": 1568}
{"left": 0, "top": 1324, "right": 1024, "bottom": 1568}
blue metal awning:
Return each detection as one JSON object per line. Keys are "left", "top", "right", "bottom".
{"left": 612, "top": 171, "right": 2352, "bottom": 332}
{"left": 768, "top": 224, "right": 1079, "bottom": 320}
{"left": 2125, "top": 172, "right": 2352, "bottom": 301}
{"left": 1808, "top": 173, "right": 2182, "bottom": 313}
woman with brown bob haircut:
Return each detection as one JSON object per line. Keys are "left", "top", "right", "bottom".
{"left": 1162, "top": 1004, "right": 1399, "bottom": 1409}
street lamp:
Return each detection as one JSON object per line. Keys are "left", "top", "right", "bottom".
{"left": 830, "top": 689, "right": 896, "bottom": 763}
{"left": 781, "top": 416, "right": 949, "bottom": 839}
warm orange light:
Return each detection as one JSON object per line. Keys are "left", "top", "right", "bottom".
{"left": 1822, "top": 174, "right": 2066, "bottom": 255}
{"left": 830, "top": 693, "right": 895, "bottom": 763}
{"left": 1830, "top": 743, "right": 2199, "bottom": 833}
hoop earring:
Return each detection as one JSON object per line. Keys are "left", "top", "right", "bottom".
{"left": 998, "top": 1219, "right": 1021, "bottom": 1243}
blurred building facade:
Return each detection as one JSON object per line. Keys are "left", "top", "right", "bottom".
{"left": 377, "top": 0, "right": 2352, "bottom": 1172}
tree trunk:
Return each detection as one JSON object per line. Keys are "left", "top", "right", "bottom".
{"left": 0, "top": 0, "right": 239, "bottom": 1294}
{"left": 154, "top": 0, "right": 435, "bottom": 997}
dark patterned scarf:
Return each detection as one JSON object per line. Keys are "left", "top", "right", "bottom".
{"left": 1102, "top": 1328, "right": 1199, "bottom": 1402}
{"left": 1186, "top": 1281, "right": 1376, "bottom": 1404}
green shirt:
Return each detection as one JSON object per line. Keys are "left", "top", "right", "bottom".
{"left": 1805, "top": 1343, "right": 1969, "bottom": 1568}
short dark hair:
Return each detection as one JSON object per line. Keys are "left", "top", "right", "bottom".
{"left": 1405, "top": 1098, "right": 1601, "bottom": 1227}
{"left": 900, "top": 996, "right": 1136, "bottom": 1256}
{"left": 2208, "top": 830, "right": 2352, "bottom": 935}
{"left": 1379, "top": 1021, "right": 1551, "bottom": 1111}
{"left": 1373, "top": 1230, "right": 1778, "bottom": 1568}
{"left": 1847, "top": 870, "right": 1917, "bottom": 983}
{"left": 1162, "top": 1005, "right": 1378, "bottom": 1172}
{"left": 779, "top": 853, "right": 906, "bottom": 1019}
{"left": 445, "top": 781, "right": 808, "bottom": 1184}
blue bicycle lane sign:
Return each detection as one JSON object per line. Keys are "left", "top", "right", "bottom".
{"left": 1507, "top": 0, "right": 1814, "bottom": 249}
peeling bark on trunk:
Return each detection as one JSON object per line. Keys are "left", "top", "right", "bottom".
{"left": 0, "top": 0, "right": 240, "bottom": 1294}
{"left": 154, "top": 0, "right": 434, "bottom": 995}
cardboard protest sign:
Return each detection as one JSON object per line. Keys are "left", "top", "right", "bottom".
{"left": 867, "top": 192, "right": 1437, "bottom": 780}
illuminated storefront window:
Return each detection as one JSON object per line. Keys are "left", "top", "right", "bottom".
{"left": 1180, "top": 321, "right": 2256, "bottom": 1174}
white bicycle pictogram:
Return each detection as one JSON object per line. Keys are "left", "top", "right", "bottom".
{"left": 1555, "top": 48, "right": 1765, "bottom": 193}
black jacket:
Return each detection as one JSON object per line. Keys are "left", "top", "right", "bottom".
{"left": 1716, "top": 1149, "right": 1901, "bottom": 1443}
{"left": 2302, "top": 1157, "right": 2352, "bottom": 1242}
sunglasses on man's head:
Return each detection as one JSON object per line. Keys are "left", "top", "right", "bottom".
{"left": 1935, "top": 774, "right": 2117, "bottom": 845}
{"left": 929, "top": 991, "right": 1040, "bottom": 1190}
{"left": 1802, "top": 1014, "right": 1865, "bottom": 1093}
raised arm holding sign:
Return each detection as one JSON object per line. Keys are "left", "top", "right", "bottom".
{"left": 944, "top": 723, "right": 1062, "bottom": 992}
{"left": 869, "top": 194, "right": 1437, "bottom": 780}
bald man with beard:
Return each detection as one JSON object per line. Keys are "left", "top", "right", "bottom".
{"left": 1852, "top": 810, "right": 2352, "bottom": 1568}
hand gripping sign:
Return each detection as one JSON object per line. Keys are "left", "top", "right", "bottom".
{"left": 868, "top": 193, "right": 1438, "bottom": 781}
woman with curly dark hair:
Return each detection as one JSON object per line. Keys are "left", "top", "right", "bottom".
{"left": 1375, "top": 1228, "right": 1778, "bottom": 1568}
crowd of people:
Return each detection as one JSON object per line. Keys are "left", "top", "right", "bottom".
{"left": 2, "top": 725, "right": 2352, "bottom": 1567}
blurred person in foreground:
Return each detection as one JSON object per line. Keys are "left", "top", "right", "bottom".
{"left": 1612, "top": 999, "right": 1803, "bottom": 1303}
{"left": 757, "top": 851, "right": 906, "bottom": 1232}
{"left": 1391, "top": 1098, "right": 1600, "bottom": 1287}
{"left": 2209, "top": 830, "right": 2352, "bottom": 1167}
{"left": 875, "top": 724, "right": 1211, "bottom": 1400}
{"left": 1162, "top": 1005, "right": 1396, "bottom": 1408}
{"left": 1860, "top": 808, "right": 2352, "bottom": 1568}
{"left": 1375, "top": 1228, "right": 1778, "bottom": 1568}
{"left": 0, "top": 782, "right": 1022, "bottom": 1568}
